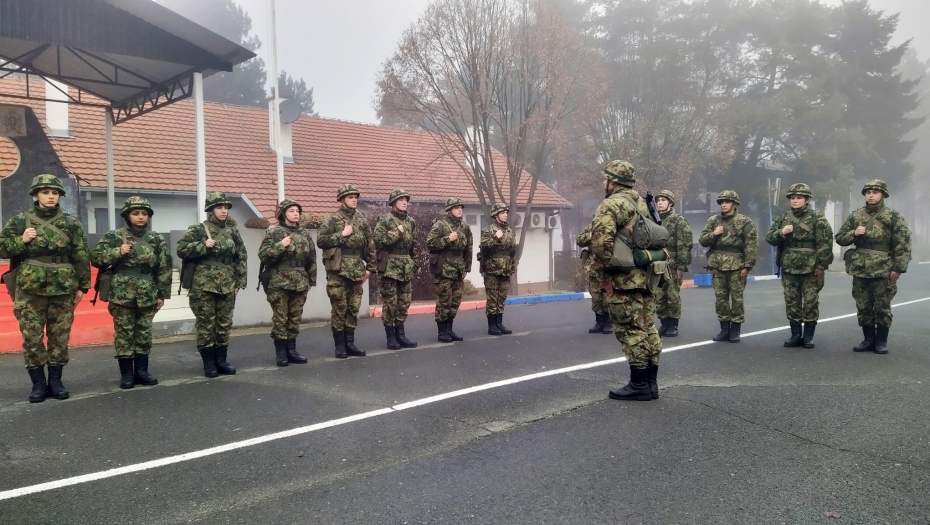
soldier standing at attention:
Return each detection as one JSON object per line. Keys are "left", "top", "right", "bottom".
{"left": 91, "top": 197, "right": 172, "bottom": 389}
{"left": 479, "top": 203, "right": 516, "bottom": 336}
{"left": 317, "top": 185, "right": 376, "bottom": 359}
{"left": 765, "top": 184, "right": 834, "bottom": 349}
{"left": 654, "top": 190, "right": 693, "bottom": 338}
{"left": 427, "top": 197, "right": 473, "bottom": 343}
{"left": 176, "top": 193, "right": 248, "bottom": 377}
{"left": 699, "top": 190, "right": 758, "bottom": 343}
{"left": 0, "top": 174, "right": 90, "bottom": 403}
{"left": 374, "top": 189, "right": 419, "bottom": 350}
{"left": 577, "top": 222, "right": 612, "bottom": 335}
{"left": 589, "top": 161, "right": 662, "bottom": 401}
{"left": 835, "top": 180, "right": 911, "bottom": 354}
{"left": 258, "top": 200, "right": 316, "bottom": 366}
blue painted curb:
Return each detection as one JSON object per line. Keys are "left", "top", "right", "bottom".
{"left": 505, "top": 292, "right": 587, "bottom": 305}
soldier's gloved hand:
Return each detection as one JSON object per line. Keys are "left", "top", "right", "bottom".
{"left": 281, "top": 236, "right": 292, "bottom": 248}
{"left": 120, "top": 243, "right": 132, "bottom": 256}
{"left": 713, "top": 226, "right": 724, "bottom": 236}
{"left": 22, "top": 228, "right": 37, "bottom": 243}
{"left": 781, "top": 224, "right": 794, "bottom": 235}
{"left": 342, "top": 223, "right": 354, "bottom": 237}
{"left": 890, "top": 271, "right": 901, "bottom": 284}
{"left": 205, "top": 239, "right": 217, "bottom": 249}
{"left": 495, "top": 229, "right": 503, "bottom": 239}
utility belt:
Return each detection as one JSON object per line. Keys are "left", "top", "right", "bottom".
{"left": 710, "top": 248, "right": 743, "bottom": 256}
{"left": 116, "top": 267, "right": 154, "bottom": 280}
{"left": 487, "top": 249, "right": 511, "bottom": 258}
{"left": 341, "top": 248, "right": 364, "bottom": 258}
{"left": 857, "top": 242, "right": 891, "bottom": 253}
{"left": 785, "top": 240, "right": 815, "bottom": 252}
{"left": 442, "top": 250, "right": 464, "bottom": 258}
{"left": 200, "top": 257, "right": 233, "bottom": 270}
{"left": 388, "top": 254, "right": 411, "bottom": 259}
{"left": 276, "top": 259, "right": 307, "bottom": 269}
{"left": 24, "top": 255, "right": 73, "bottom": 269}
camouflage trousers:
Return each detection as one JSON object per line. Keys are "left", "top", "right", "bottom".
{"left": 852, "top": 276, "right": 897, "bottom": 327}
{"left": 380, "top": 277, "right": 412, "bottom": 326}
{"left": 326, "top": 273, "right": 364, "bottom": 332}
{"left": 588, "top": 276, "right": 607, "bottom": 315}
{"left": 189, "top": 289, "right": 236, "bottom": 350}
{"left": 655, "top": 271, "right": 683, "bottom": 320}
{"left": 782, "top": 272, "right": 824, "bottom": 323}
{"left": 712, "top": 269, "right": 746, "bottom": 323}
{"left": 483, "top": 274, "right": 510, "bottom": 315}
{"left": 13, "top": 292, "right": 74, "bottom": 370}
{"left": 267, "top": 288, "right": 309, "bottom": 340}
{"left": 434, "top": 277, "right": 464, "bottom": 322}
{"left": 108, "top": 303, "right": 158, "bottom": 358}
{"left": 607, "top": 289, "right": 662, "bottom": 369}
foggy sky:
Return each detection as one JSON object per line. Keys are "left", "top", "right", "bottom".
{"left": 233, "top": 0, "right": 929, "bottom": 125}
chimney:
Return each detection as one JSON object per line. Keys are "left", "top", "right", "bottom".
{"left": 268, "top": 100, "right": 294, "bottom": 163}
{"left": 45, "top": 79, "right": 70, "bottom": 137}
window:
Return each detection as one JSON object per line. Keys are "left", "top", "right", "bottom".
{"left": 94, "top": 208, "right": 109, "bottom": 234}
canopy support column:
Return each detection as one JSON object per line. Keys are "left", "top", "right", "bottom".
{"left": 194, "top": 72, "right": 207, "bottom": 222}
{"left": 105, "top": 108, "right": 116, "bottom": 231}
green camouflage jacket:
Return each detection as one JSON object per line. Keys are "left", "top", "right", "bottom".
{"left": 589, "top": 186, "right": 650, "bottom": 291}
{"left": 374, "top": 210, "right": 419, "bottom": 282}
{"left": 479, "top": 221, "right": 516, "bottom": 277}
{"left": 576, "top": 222, "right": 596, "bottom": 274}
{"left": 699, "top": 212, "right": 758, "bottom": 271}
{"left": 660, "top": 210, "right": 693, "bottom": 271}
{"left": 765, "top": 206, "right": 834, "bottom": 275}
{"left": 426, "top": 215, "right": 473, "bottom": 280}
{"left": 0, "top": 204, "right": 91, "bottom": 296}
{"left": 835, "top": 202, "right": 911, "bottom": 278}
{"left": 258, "top": 223, "right": 317, "bottom": 292}
{"left": 317, "top": 205, "right": 376, "bottom": 281}
{"left": 176, "top": 215, "right": 248, "bottom": 294}
{"left": 91, "top": 225, "right": 172, "bottom": 306}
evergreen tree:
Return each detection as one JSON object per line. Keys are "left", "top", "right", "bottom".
{"left": 274, "top": 71, "right": 318, "bottom": 116}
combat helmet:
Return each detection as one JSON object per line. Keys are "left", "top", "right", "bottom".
{"left": 444, "top": 197, "right": 465, "bottom": 211}
{"left": 785, "top": 183, "right": 812, "bottom": 199}
{"left": 204, "top": 192, "right": 233, "bottom": 213}
{"left": 656, "top": 190, "right": 677, "bottom": 207}
{"left": 121, "top": 196, "right": 154, "bottom": 217}
{"left": 716, "top": 190, "right": 740, "bottom": 205}
{"left": 388, "top": 189, "right": 411, "bottom": 205}
{"left": 336, "top": 184, "right": 361, "bottom": 201}
{"left": 861, "top": 179, "right": 889, "bottom": 198}
{"left": 489, "top": 203, "right": 509, "bottom": 217}
{"left": 602, "top": 160, "right": 636, "bottom": 187}
{"left": 29, "top": 174, "right": 67, "bottom": 197}
{"left": 276, "top": 199, "right": 302, "bottom": 222}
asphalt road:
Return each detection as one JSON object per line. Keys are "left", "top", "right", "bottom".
{"left": 1, "top": 268, "right": 928, "bottom": 524}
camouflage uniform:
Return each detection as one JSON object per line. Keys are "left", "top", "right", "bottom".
{"left": 589, "top": 161, "right": 662, "bottom": 401}
{"left": 835, "top": 179, "right": 911, "bottom": 354}
{"left": 699, "top": 190, "right": 758, "bottom": 342}
{"left": 480, "top": 203, "right": 516, "bottom": 335}
{"left": 0, "top": 175, "right": 90, "bottom": 402}
{"left": 765, "top": 184, "right": 834, "bottom": 348}
{"left": 577, "top": 222, "right": 612, "bottom": 334}
{"left": 654, "top": 190, "right": 693, "bottom": 336}
{"left": 427, "top": 197, "right": 473, "bottom": 342}
{"left": 374, "top": 189, "right": 420, "bottom": 350}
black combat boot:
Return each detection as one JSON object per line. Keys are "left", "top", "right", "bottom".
{"left": 345, "top": 330, "right": 366, "bottom": 356}
{"left": 200, "top": 348, "right": 219, "bottom": 377}
{"left": 275, "top": 339, "right": 289, "bottom": 367}
{"left": 646, "top": 364, "right": 659, "bottom": 400}
{"left": 27, "top": 366, "right": 47, "bottom": 403}
{"left": 657, "top": 318, "right": 668, "bottom": 337}
{"left": 784, "top": 321, "right": 803, "bottom": 347}
{"left": 437, "top": 321, "right": 453, "bottom": 343}
{"left": 496, "top": 314, "right": 512, "bottom": 335}
{"left": 385, "top": 325, "right": 402, "bottom": 349}
{"left": 601, "top": 313, "right": 613, "bottom": 334}
{"left": 333, "top": 331, "right": 348, "bottom": 359}
{"left": 664, "top": 319, "right": 679, "bottom": 338}
{"left": 589, "top": 314, "right": 605, "bottom": 334}
{"left": 395, "top": 323, "right": 418, "bottom": 348}
{"left": 118, "top": 358, "right": 135, "bottom": 389}
{"left": 853, "top": 325, "right": 875, "bottom": 352}
{"left": 713, "top": 321, "right": 730, "bottom": 342}
{"left": 728, "top": 322, "right": 741, "bottom": 343}
{"left": 286, "top": 339, "right": 307, "bottom": 364}
{"left": 487, "top": 315, "right": 503, "bottom": 336}
{"left": 447, "top": 319, "right": 464, "bottom": 341}
{"left": 608, "top": 366, "right": 652, "bottom": 401}
{"left": 46, "top": 365, "right": 69, "bottom": 400}
{"left": 214, "top": 346, "right": 237, "bottom": 375}
{"left": 802, "top": 322, "right": 817, "bottom": 349}
{"left": 133, "top": 354, "right": 158, "bottom": 385}
{"left": 873, "top": 325, "right": 890, "bottom": 354}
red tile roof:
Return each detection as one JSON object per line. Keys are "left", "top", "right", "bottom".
{"left": 0, "top": 137, "right": 19, "bottom": 177}
{"left": 0, "top": 77, "right": 571, "bottom": 219}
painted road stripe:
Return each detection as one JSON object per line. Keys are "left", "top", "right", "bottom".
{"left": 2, "top": 295, "right": 929, "bottom": 501}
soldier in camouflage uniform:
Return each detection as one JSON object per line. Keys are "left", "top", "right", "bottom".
{"left": 0, "top": 174, "right": 90, "bottom": 403}
{"left": 427, "top": 197, "right": 473, "bottom": 343}
{"left": 258, "top": 199, "right": 316, "bottom": 366}
{"left": 835, "top": 179, "right": 911, "bottom": 354}
{"left": 699, "top": 190, "right": 758, "bottom": 343}
{"left": 589, "top": 161, "right": 662, "bottom": 401}
{"left": 654, "top": 190, "right": 693, "bottom": 338}
{"left": 317, "top": 184, "right": 376, "bottom": 358}
{"left": 374, "top": 189, "right": 419, "bottom": 350}
{"left": 91, "top": 197, "right": 173, "bottom": 389}
{"left": 479, "top": 203, "right": 516, "bottom": 336}
{"left": 176, "top": 193, "right": 248, "bottom": 377}
{"left": 765, "top": 183, "right": 834, "bottom": 349}
{"left": 577, "top": 222, "right": 612, "bottom": 335}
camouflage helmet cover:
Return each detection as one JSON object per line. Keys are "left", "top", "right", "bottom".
{"left": 388, "top": 189, "right": 411, "bottom": 205}
{"left": 861, "top": 179, "right": 889, "bottom": 198}
{"left": 276, "top": 199, "right": 302, "bottom": 221}
{"left": 29, "top": 174, "right": 66, "bottom": 197}
{"left": 716, "top": 189, "right": 740, "bottom": 205}
{"left": 785, "top": 183, "right": 812, "bottom": 199}
{"left": 602, "top": 160, "right": 636, "bottom": 187}
{"left": 489, "top": 202, "right": 509, "bottom": 217}
{"left": 204, "top": 192, "right": 233, "bottom": 212}
{"left": 656, "top": 190, "right": 676, "bottom": 206}
{"left": 444, "top": 197, "right": 465, "bottom": 211}
{"left": 336, "top": 184, "right": 361, "bottom": 201}
{"left": 121, "top": 196, "right": 154, "bottom": 217}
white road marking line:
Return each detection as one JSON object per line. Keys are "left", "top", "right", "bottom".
{"left": 2, "top": 296, "right": 928, "bottom": 501}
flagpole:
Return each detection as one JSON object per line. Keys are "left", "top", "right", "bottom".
{"left": 269, "top": 0, "right": 285, "bottom": 202}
